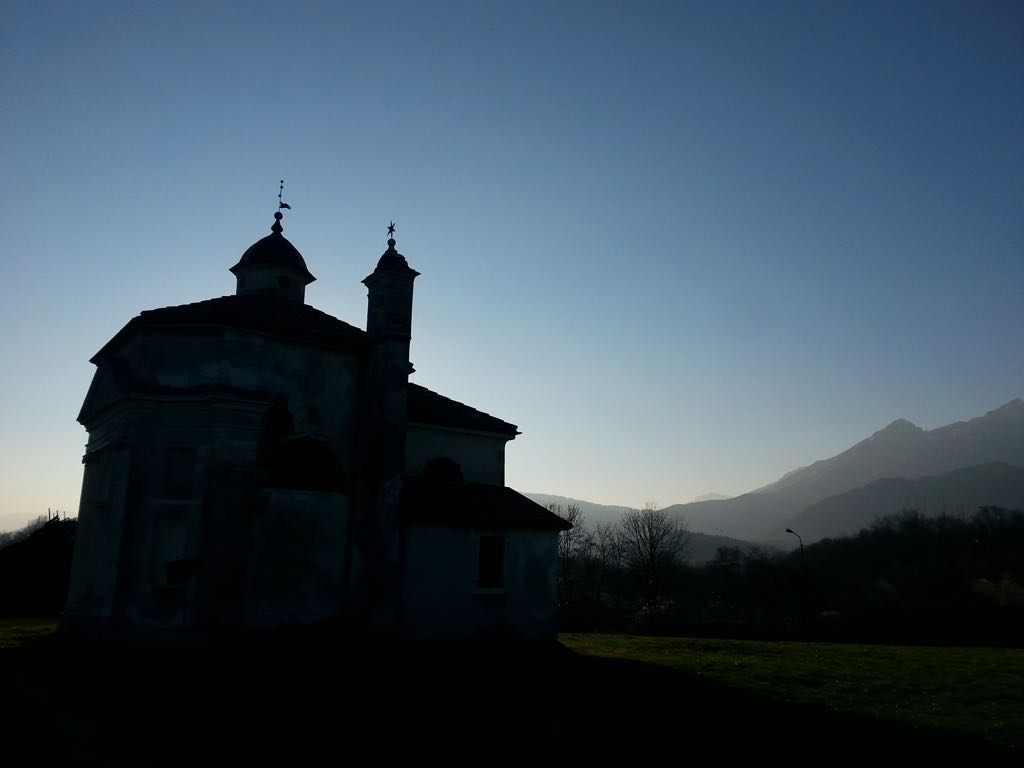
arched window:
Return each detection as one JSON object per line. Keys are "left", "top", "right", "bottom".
{"left": 259, "top": 406, "right": 346, "bottom": 491}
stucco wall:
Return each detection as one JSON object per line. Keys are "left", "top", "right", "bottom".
{"left": 141, "top": 328, "right": 361, "bottom": 467}
{"left": 67, "top": 323, "right": 362, "bottom": 632}
{"left": 64, "top": 447, "right": 131, "bottom": 623}
{"left": 244, "top": 489, "right": 349, "bottom": 627}
{"left": 405, "top": 424, "right": 508, "bottom": 485}
{"left": 400, "top": 526, "right": 558, "bottom": 639}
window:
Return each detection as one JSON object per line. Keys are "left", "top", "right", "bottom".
{"left": 477, "top": 535, "right": 505, "bottom": 589}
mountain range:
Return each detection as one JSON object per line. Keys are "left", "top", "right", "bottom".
{"left": 787, "top": 461, "right": 1024, "bottom": 541}
{"left": 532, "top": 398, "right": 1024, "bottom": 544}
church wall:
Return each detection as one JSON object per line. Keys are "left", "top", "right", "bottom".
{"left": 244, "top": 489, "right": 349, "bottom": 627}
{"left": 64, "top": 438, "right": 132, "bottom": 624}
{"left": 400, "top": 526, "right": 559, "bottom": 639}
{"left": 142, "top": 328, "right": 362, "bottom": 469}
{"left": 92, "top": 398, "right": 264, "bottom": 630}
{"left": 405, "top": 425, "right": 508, "bottom": 485}
{"left": 67, "top": 319, "right": 364, "bottom": 632}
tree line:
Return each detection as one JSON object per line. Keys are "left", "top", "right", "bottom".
{"left": 551, "top": 503, "right": 692, "bottom": 622}
{"left": 553, "top": 504, "right": 1024, "bottom": 645}
{"left": 0, "top": 515, "right": 76, "bottom": 617}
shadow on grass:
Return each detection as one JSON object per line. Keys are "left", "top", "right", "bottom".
{"left": 1, "top": 627, "right": 1016, "bottom": 765}
{"left": 557, "top": 650, "right": 1019, "bottom": 760}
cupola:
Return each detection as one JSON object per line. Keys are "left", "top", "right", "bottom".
{"left": 230, "top": 185, "right": 315, "bottom": 302}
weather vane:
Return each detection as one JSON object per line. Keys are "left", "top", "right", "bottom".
{"left": 278, "top": 180, "right": 291, "bottom": 211}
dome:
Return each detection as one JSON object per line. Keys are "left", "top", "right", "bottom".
{"left": 230, "top": 213, "right": 315, "bottom": 286}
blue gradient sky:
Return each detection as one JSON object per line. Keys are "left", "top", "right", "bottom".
{"left": 2, "top": 1, "right": 1022, "bottom": 529}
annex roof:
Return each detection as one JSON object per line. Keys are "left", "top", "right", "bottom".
{"left": 402, "top": 480, "right": 571, "bottom": 531}
{"left": 407, "top": 383, "right": 518, "bottom": 437}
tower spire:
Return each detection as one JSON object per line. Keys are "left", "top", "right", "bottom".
{"left": 272, "top": 180, "right": 291, "bottom": 234}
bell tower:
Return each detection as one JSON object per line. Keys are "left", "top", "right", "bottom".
{"left": 362, "top": 222, "right": 419, "bottom": 480}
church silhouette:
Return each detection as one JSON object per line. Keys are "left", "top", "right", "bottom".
{"left": 64, "top": 201, "right": 568, "bottom": 641}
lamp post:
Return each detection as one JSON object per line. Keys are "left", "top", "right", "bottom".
{"left": 786, "top": 527, "right": 807, "bottom": 634}
{"left": 785, "top": 527, "right": 804, "bottom": 575}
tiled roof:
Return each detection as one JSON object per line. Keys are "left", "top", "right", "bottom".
{"left": 93, "top": 295, "right": 367, "bottom": 361}
{"left": 402, "top": 480, "right": 571, "bottom": 531}
{"left": 407, "top": 383, "right": 518, "bottom": 436}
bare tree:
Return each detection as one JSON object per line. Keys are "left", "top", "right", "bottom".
{"left": 580, "top": 520, "right": 621, "bottom": 609}
{"left": 550, "top": 503, "right": 587, "bottom": 610}
{"left": 617, "top": 504, "right": 691, "bottom": 606}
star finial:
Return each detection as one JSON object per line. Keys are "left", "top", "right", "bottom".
{"left": 387, "top": 221, "right": 397, "bottom": 237}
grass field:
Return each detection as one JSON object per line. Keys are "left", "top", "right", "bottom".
{"left": 1, "top": 622, "right": 1020, "bottom": 762}
{"left": 0, "top": 617, "right": 58, "bottom": 649}
{"left": 561, "top": 632, "right": 1024, "bottom": 751}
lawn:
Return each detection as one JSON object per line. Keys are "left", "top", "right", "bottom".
{"left": 561, "top": 632, "right": 1024, "bottom": 751}
{"left": 1, "top": 622, "right": 1020, "bottom": 761}
{"left": 0, "top": 617, "right": 57, "bottom": 649}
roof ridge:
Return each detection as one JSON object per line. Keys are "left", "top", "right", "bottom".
{"left": 94, "top": 295, "right": 367, "bottom": 362}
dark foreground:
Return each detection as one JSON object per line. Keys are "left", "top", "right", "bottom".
{"left": 2, "top": 624, "right": 1018, "bottom": 765}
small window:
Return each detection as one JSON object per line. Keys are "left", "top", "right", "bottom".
{"left": 277, "top": 275, "right": 291, "bottom": 289}
{"left": 478, "top": 535, "right": 505, "bottom": 589}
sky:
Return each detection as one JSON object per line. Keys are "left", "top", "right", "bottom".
{"left": 1, "top": 1, "right": 1022, "bottom": 530}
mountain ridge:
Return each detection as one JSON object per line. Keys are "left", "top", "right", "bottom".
{"left": 788, "top": 461, "right": 1024, "bottom": 541}
{"left": 666, "top": 398, "right": 1024, "bottom": 540}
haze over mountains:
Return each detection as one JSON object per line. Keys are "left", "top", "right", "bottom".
{"left": 523, "top": 493, "right": 755, "bottom": 565}
{"left": 788, "top": 462, "right": 1024, "bottom": 542}
{"left": 534, "top": 399, "right": 1024, "bottom": 544}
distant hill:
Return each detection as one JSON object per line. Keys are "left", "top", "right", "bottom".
{"left": 663, "top": 399, "right": 1024, "bottom": 541}
{"left": 524, "top": 492, "right": 760, "bottom": 564}
{"left": 524, "top": 493, "right": 633, "bottom": 527}
{"left": 788, "top": 462, "right": 1024, "bottom": 541}
{"left": 0, "top": 514, "right": 38, "bottom": 535}
{"left": 691, "top": 492, "right": 732, "bottom": 503}
{"left": 758, "top": 399, "right": 1024, "bottom": 499}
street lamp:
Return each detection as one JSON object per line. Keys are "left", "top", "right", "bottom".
{"left": 786, "top": 527, "right": 807, "bottom": 634}
{"left": 785, "top": 528, "right": 805, "bottom": 575}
